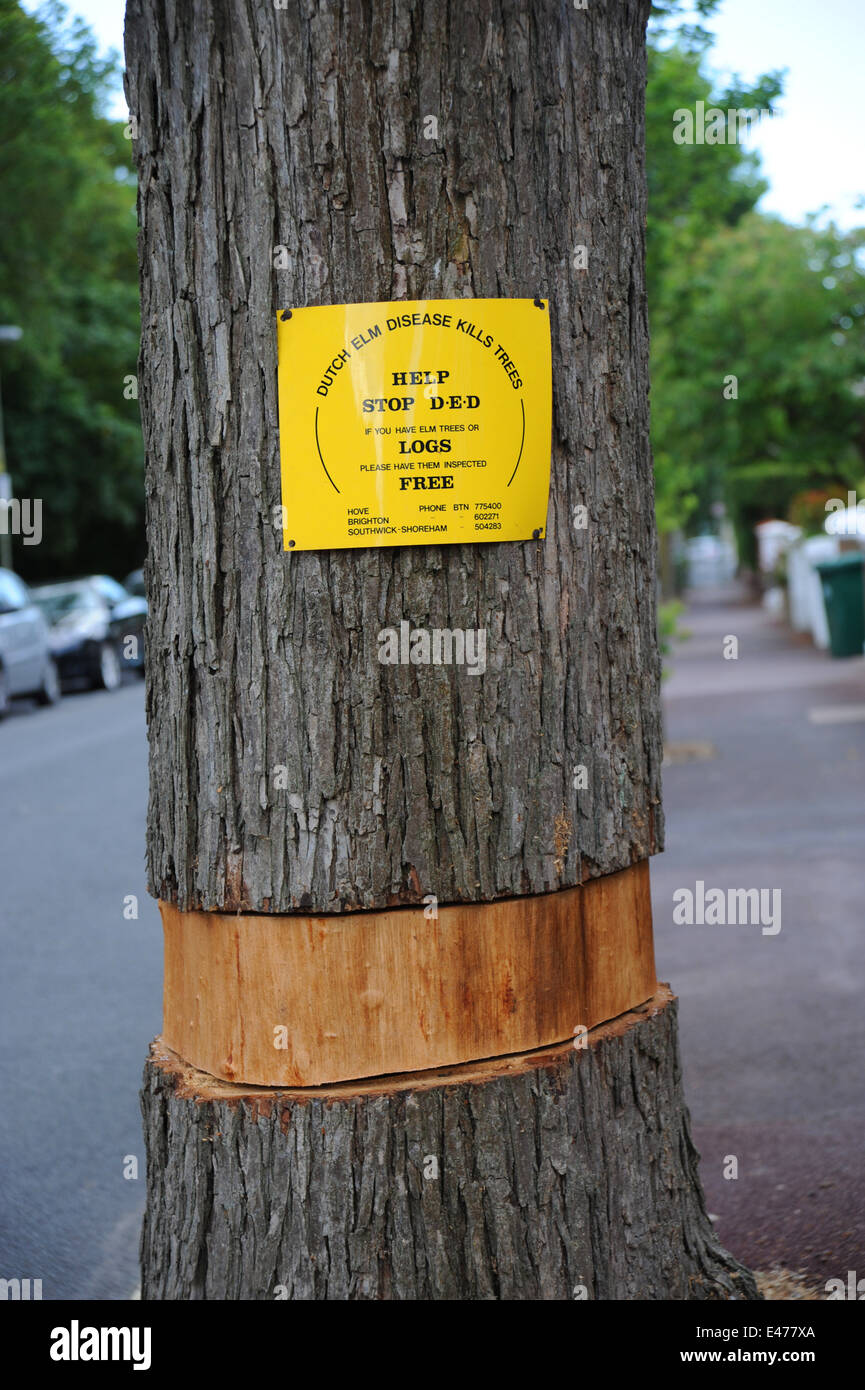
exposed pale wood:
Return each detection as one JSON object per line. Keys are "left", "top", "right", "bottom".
{"left": 161, "top": 860, "right": 656, "bottom": 1085}
{"left": 140, "top": 986, "right": 760, "bottom": 1301}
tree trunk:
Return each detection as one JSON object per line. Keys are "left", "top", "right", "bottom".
{"left": 126, "top": 0, "right": 662, "bottom": 915}
{"left": 125, "top": 0, "right": 757, "bottom": 1299}
{"left": 140, "top": 987, "right": 756, "bottom": 1301}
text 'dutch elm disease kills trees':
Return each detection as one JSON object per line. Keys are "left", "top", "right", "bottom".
{"left": 125, "top": 0, "right": 758, "bottom": 1299}
{"left": 276, "top": 298, "right": 552, "bottom": 549}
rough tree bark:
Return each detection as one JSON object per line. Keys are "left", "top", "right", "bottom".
{"left": 125, "top": 0, "right": 758, "bottom": 1299}
{"left": 140, "top": 989, "right": 756, "bottom": 1301}
{"left": 126, "top": 0, "right": 662, "bottom": 915}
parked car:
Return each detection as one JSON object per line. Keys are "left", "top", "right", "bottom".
{"left": 89, "top": 575, "right": 147, "bottom": 674}
{"left": 30, "top": 577, "right": 146, "bottom": 690}
{"left": 0, "top": 568, "right": 61, "bottom": 717}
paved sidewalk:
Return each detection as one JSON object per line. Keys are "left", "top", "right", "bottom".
{"left": 652, "top": 585, "right": 865, "bottom": 1292}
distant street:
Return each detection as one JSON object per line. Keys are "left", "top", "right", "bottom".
{"left": 0, "top": 680, "right": 160, "bottom": 1300}
{"left": 653, "top": 586, "right": 865, "bottom": 1289}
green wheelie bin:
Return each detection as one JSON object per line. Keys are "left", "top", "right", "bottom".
{"left": 815, "top": 552, "right": 865, "bottom": 658}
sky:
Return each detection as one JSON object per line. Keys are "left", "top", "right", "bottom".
{"left": 692, "top": 0, "right": 865, "bottom": 230}
{"left": 24, "top": 0, "right": 865, "bottom": 232}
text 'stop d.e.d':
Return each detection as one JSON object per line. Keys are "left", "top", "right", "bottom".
{"left": 276, "top": 297, "right": 552, "bottom": 551}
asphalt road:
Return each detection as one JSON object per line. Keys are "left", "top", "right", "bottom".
{"left": 0, "top": 679, "right": 160, "bottom": 1300}
{"left": 654, "top": 586, "right": 865, "bottom": 1288}
{"left": 1, "top": 587, "right": 862, "bottom": 1300}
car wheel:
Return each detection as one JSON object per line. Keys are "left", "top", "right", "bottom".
{"left": 36, "top": 658, "right": 62, "bottom": 706}
{"left": 95, "top": 642, "right": 122, "bottom": 692}
{"left": 0, "top": 666, "right": 9, "bottom": 720}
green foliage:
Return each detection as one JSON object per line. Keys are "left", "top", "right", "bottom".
{"left": 659, "top": 598, "right": 688, "bottom": 653}
{"left": 787, "top": 487, "right": 846, "bottom": 538}
{"left": 646, "top": 32, "right": 865, "bottom": 549}
{"left": 0, "top": 0, "right": 141, "bottom": 579}
{"left": 658, "top": 598, "right": 690, "bottom": 681}
{"left": 649, "top": 0, "right": 722, "bottom": 53}
{"left": 645, "top": 44, "right": 778, "bottom": 291}
{"left": 650, "top": 206, "right": 865, "bottom": 545}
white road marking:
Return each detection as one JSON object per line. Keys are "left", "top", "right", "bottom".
{"left": 808, "top": 704, "right": 865, "bottom": 725}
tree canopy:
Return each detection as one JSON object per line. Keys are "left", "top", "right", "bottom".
{"left": 0, "top": 0, "right": 141, "bottom": 580}
{"left": 645, "top": 19, "right": 865, "bottom": 554}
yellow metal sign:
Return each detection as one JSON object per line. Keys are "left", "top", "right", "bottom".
{"left": 276, "top": 298, "right": 551, "bottom": 551}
